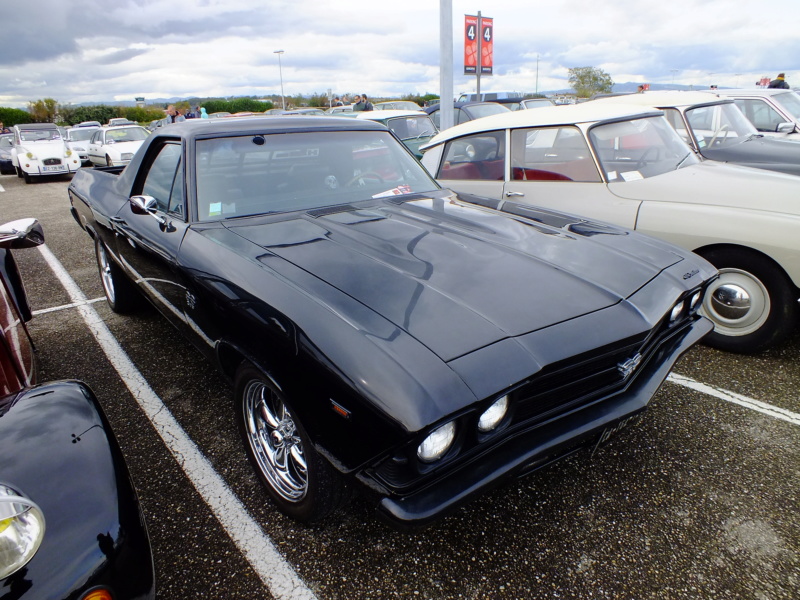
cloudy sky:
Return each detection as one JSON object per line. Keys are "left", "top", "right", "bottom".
{"left": 2, "top": 0, "right": 798, "bottom": 108}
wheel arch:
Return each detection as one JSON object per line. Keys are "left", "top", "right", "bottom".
{"left": 692, "top": 242, "right": 800, "bottom": 295}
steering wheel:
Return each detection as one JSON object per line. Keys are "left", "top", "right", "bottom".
{"left": 346, "top": 171, "right": 385, "bottom": 187}
{"left": 635, "top": 146, "right": 659, "bottom": 169}
{"left": 708, "top": 124, "right": 730, "bottom": 146}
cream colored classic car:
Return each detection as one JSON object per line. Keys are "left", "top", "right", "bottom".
{"left": 420, "top": 103, "right": 800, "bottom": 353}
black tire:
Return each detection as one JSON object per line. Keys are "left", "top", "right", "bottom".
{"left": 106, "top": 155, "right": 113, "bottom": 167}
{"left": 699, "top": 247, "right": 798, "bottom": 353}
{"left": 23, "top": 171, "right": 31, "bottom": 184}
{"left": 16, "top": 166, "right": 22, "bottom": 178}
{"left": 95, "top": 238, "right": 142, "bottom": 313}
{"left": 235, "top": 363, "right": 349, "bottom": 523}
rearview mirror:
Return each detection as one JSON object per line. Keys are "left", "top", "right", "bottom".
{"left": 0, "top": 218, "right": 45, "bottom": 249}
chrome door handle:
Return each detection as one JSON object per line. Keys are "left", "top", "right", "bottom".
{"left": 505, "top": 191, "right": 525, "bottom": 197}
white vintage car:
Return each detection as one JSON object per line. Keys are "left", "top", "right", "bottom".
{"left": 713, "top": 88, "right": 800, "bottom": 139}
{"left": 11, "top": 123, "right": 81, "bottom": 183}
{"left": 64, "top": 126, "right": 100, "bottom": 165}
{"left": 420, "top": 103, "right": 800, "bottom": 354}
{"left": 87, "top": 125, "right": 149, "bottom": 167}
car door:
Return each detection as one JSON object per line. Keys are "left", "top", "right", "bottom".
{"left": 502, "top": 126, "right": 641, "bottom": 228}
{"left": 87, "top": 130, "right": 104, "bottom": 165}
{"left": 430, "top": 129, "right": 507, "bottom": 199}
{"left": 733, "top": 98, "right": 789, "bottom": 134}
{"left": 112, "top": 140, "right": 190, "bottom": 332}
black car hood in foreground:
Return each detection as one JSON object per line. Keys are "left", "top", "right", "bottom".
{"left": 0, "top": 381, "right": 154, "bottom": 599}
{"left": 701, "top": 134, "right": 800, "bottom": 176}
{"left": 227, "top": 191, "right": 690, "bottom": 365}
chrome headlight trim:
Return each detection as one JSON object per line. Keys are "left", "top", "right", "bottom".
{"left": 417, "top": 421, "right": 456, "bottom": 463}
{"left": 478, "top": 395, "right": 509, "bottom": 432}
{"left": 0, "top": 484, "right": 46, "bottom": 579}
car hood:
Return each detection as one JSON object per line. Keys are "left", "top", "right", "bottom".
{"left": 700, "top": 135, "right": 800, "bottom": 175}
{"left": 227, "top": 191, "right": 686, "bottom": 362}
{"left": 17, "top": 141, "right": 65, "bottom": 154}
{"left": 608, "top": 161, "right": 800, "bottom": 214}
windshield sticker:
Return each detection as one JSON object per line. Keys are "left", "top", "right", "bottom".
{"left": 620, "top": 171, "right": 644, "bottom": 182}
{"left": 607, "top": 170, "right": 617, "bottom": 181}
{"left": 372, "top": 185, "right": 413, "bottom": 198}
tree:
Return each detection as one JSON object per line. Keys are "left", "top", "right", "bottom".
{"left": 568, "top": 67, "right": 614, "bottom": 98}
{"left": 27, "top": 98, "right": 60, "bottom": 122}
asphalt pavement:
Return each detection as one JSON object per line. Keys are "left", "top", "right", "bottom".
{"left": 1, "top": 172, "right": 798, "bottom": 600}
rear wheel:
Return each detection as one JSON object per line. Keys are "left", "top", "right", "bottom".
{"left": 699, "top": 248, "right": 797, "bottom": 353}
{"left": 95, "top": 238, "right": 141, "bottom": 313}
{"left": 235, "top": 363, "right": 349, "bottom": 523}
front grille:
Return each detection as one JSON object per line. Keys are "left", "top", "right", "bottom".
{"left": 510, "top": 333, "right": 650, "bottom": 424}
{"left": 43, "top": 158, "right": 62, "bottom": 166}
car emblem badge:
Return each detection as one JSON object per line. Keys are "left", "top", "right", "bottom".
{"left": 617, "top": 353, "right": 643, "bottom": 379}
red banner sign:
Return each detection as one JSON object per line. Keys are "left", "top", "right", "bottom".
{"left": 464, "top": 15, "right": 493, "bottom": 75}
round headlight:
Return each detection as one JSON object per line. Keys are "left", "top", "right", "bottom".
{"left": 0, "top": 485, "right": 46, "bottom": 579}
{"left": 478, "top": 395, "right": 509, "bottom": 432}
{"left": 65, "top": 149, "right": 72, "bottom": 157}
{"left": 121, "top": 153, "right": 133, "bottom": 161}
{"left": 417, "top": 421, "right": 456, "bottom": 463}
{"left": 669, "top": 301, "right": 685, "bottom": 323}
{"left": 25, "top": 151, "right": 36, "bottom": 160}
{"left": 690, "top": 290, "right": 703, "bottom": 311}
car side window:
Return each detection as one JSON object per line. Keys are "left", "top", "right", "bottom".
{"left": 509, "top": 127, "right": 600, "bottom": 182}
{"left": 90, "top": 130, "right": 102, "bottom": 144}
{"left": 662, "top": 108, "right": 692, "bottom": 146}
{"left": 438, "top": 131, "right": 506, "bottom": 180}
{"left": 140, "top": 143, "right": 183, "bottom": 215}
{"left": 734, "top": 99, "right": 784, "bottom": 132}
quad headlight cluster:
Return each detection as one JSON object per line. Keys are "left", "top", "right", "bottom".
{"left": 417, "top": 394, "right": 510, "bottom": 463}
{"left": 669, "top": 289, "right": 704, "bottom": 325}
{"left": 0, "top": 484, "right": 45, "bottom": 578}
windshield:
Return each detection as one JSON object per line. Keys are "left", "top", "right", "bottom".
{"left": 195, "top": 130, "right": 440, "bottom": 220}
{"left": 588, "top": 116, "right": 699, "bottom": 182}
{"left": 67, "top": 128, "right": 98, "bottom": 142}
{"left": 386, "top": 115, "right": 437, "bottom": 140}
{"left": 774, "top": 91, "right": 800, "bottom": 119}
{"left": 19, "top": 128, "right": 62, "bottom": 142}
{"left": 0, "top": 135, "right": 12, "bottom": 148}
{"left": 466, "top": 104, "right": 511, "bottom": 119}
{"left": 106, "top": 127, "right": 148, "bottom": 143}
{"left": 685, "top": 102, "right": 757, "bottom": 149}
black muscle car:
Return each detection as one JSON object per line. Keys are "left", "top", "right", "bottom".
{"left": 68, "top": 116, "right": 717, "bottom": 528}
{"left": 0, "top": 219, "right": 155, "bottom": 598}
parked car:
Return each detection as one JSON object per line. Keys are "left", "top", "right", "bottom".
{"left": 420, "top": 103, "right": 800, "bottom": 353}
{"left": 0, "top": 218, "right": 155, "bottom": 599}
{"left": 355, "top": 109, "right": 438, "bottom": 158}
{"left": 64, "top": 125, "right": 100, "bottom": 165}
{"left": 87, "top": 125, "right": 149, "bottom": 167}
{"left": 712, "top": 88, "right": 800, "bottom": 139}
{"left": 10, "top": 123, "right": 81, "bottom": 183}
{"left": 280, "top": 108, "right": 326, "bottom": 116}
{"left": 0, "top": 132, "right": 14, "bottom": 174}
{"left": 424, "top": 101, "right": 511, "bottom": 130}
{"left": 326, "top": 105, "right": 354, "bottom": 115}
{"left": 519, "top": 97, "right": 556, "bottom": 110}
{"left": 373, "top": 101, "right": 422, "bottom": 111}
{"left": 77, "top": 120, "right": 102, "bottom": 128}
{"left": 208, "top": 111, "right": 232, "bottom": 118}
{"left": 457, "top": 91, "right": 526, "bottom": 102}
{"left": 107, "top": 117, "right": 137, "bottom": 127}
{"left": 592, "top": 91, "right": 800, "bottom": 176}
{"left": 68, "top": 116, "right": 715, "bottom": 528}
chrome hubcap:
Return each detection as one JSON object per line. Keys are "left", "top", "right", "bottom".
{"left": 97, "top": 244, "right": 116, "bottom": 304}
{"left": 701, "top": 268, "right": 769, "bottom": 337}
{"left": 244, "top": 380, "right": 307, "bottom": 502}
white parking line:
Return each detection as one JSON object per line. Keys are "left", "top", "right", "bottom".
{"left": 669, "top": 373, "right": 800, "bottom": 426}
{"left": 37, "top": 244, "right": 318, "bottom": 600}
{"left": 32, "top": 297, "right": 105, "bottom": 315}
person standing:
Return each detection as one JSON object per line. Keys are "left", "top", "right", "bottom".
{"left": 361, "top": 94, "right": 373, "bottom": 111}
{"left": 768, "top": 73, "right": 790, "bottom": 89}
{"left": 352, "top": 95, "right": 365, "bottom": 111}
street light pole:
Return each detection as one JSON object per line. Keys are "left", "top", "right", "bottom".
{"left": 274, "top": 50, "right": 285, "bottom": 109}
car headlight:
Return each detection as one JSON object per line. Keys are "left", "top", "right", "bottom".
{"left": 121, "top": 153, "right": 133, "bottom": 161}
{"left": 478, "top": 395, "right": 509, "bottom": 432}
{"left": 73, "top": 145, "right": 85, "bottom": 152}
{"left": 417, "top": 421, "right": 456, "bottom": 462}
{"left": 25, "top": 151, "right": 37, "bottom": 160}
{"left": 689, "top": 290, "right": 703, "bottom": 311}
{"left": 65, "top": 149, "right": 73, "bottom": 157}
{"left": 669, "top": 300, "right": 685, "bottom": 323}
{"left": 0, "top": 485, "right": 46, "bottom": 579}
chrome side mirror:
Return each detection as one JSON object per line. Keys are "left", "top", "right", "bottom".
{"left": 776, "top": 122, "right": 796, "bottom": 134}
{"left": 0, "top": 219, "right": 45, "bottom": 249}
{"left": 130, "top": 195, "right": 173, "bottom": 231}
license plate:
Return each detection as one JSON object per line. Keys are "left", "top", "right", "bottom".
{"left": 43, "top": 165, "right": 66, "bottom": 172}
{"left": 591, "top": 412, "right": 643, "bottom": 457}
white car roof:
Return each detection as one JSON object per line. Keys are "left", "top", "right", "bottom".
{"left": 592, "top": 91, "right": 731, "bottom": 109}
{"left": 713, "top": 88, "right": 798, "bottom": 98}
{"left": 425, "top": 103, "right": 663, "bottom": 147}
{"left": 356, "top": 110, "right": 426, "bottom": 120}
